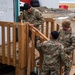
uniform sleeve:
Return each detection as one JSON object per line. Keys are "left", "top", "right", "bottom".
{"left": 33, "top": 11, "right": 45, "bottom": 26}
{"left": 60, "top": 50, "right": 70, "bottom": 63}
{"left": 22, "top": 11, "right": 28, "bottom": 22}
{"left": 37, "top": 41, "right": 48, "bottom": 51}
{"left": 58, "top": 29, "right": 63, "bottom": 40}
{"left": 64, "top": 36, "right": 75, "bottom": 52}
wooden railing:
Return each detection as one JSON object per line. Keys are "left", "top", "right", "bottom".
{"left": 40, "top": 18, "right": 59, "bottom": 38}
{"left": 0, "top": 22, "right": 17, "bottom": 65}
{"left": 0, "top": 22, "right": 27, "bottom": 75}
{"left": 1, "top": 17, "right": 73, "bottom": 75}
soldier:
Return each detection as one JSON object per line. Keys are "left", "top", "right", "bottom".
{"left": 20, "top": 3, "right": 45, "bottom": 29}
{"left": 21, "top": 3, "right": 45, "bottom": 46}
{"left": 58, "top": 20, "right": 75, "bottom": 75}
{"left": 37, "top": 31, "right": 70, "bottom": 75}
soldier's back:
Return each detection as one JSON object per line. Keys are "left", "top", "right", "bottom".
{"left": 40, "top": 40, "right": 64, "bottom": 75}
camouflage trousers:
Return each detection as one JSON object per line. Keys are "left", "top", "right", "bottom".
{"left": 64, "top": 53, "right": 73, "bottom": 75}
{"left": 64, "top": 59, "right": 72, "bottom": 75}
{"left": 41, "top": 64, "right": 60, "bottom": 75}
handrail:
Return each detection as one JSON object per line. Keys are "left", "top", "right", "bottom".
{"left": 0, "top": 21, "right": 17, "bottom": 65}
{"left": 0, "top": 21, "right": 27, "bottom": 68}
{"left": 29, "top": 25, "right": 49, "bottom": 41}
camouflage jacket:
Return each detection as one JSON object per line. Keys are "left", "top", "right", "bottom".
{"left": 37, "top": 40, "right": 70, "bottom": 70}
{"left": 59, "top": 29, "right": 75, "bottom": 55}
{"left": 23, "top": 7, "right": 45, "bottom": 29}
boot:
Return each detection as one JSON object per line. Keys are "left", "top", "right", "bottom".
{"left": 64, "top": 71, "right": 70, "bottom": 75}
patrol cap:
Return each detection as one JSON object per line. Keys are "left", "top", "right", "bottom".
{"left": 24, "top": 3, "right": 31, "bottom": 10}
{"left": 51, "top": 31, "right": 59, "bottom": 39}
{"left": 62, "top": 20, "right": 71, "bottom": 28}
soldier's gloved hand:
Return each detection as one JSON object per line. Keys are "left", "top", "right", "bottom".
{"left": 29, "top": 24, "right": 34, "bottom": 27}
{"left": 64, "top": 71, "right": 70, "bottom": 75}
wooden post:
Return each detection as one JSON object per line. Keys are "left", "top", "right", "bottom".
{"left": 7, "top": 25, "right": 11, "bottom": 65}
{"left": 26, "top": 24, "right": 32, "bottom": 75}
{"left": 56, "top": 24, "right": 60, "bottom": 31}
{"left": 2, "top": 26, "right": 5, "bottom": 64}
{"left": 31, "top": 29, "right": 35, "bottom": 71}
{"left": 16, "top": 65, "right": 26, "bottom": 75}
{"left": 41, "top": 24, "right": 44, "bottom": 34}
{"left": 39, "top": 37, "right": 43, "bottom": 73}
{"left": 51, "top": 21, "right": 54, "bottom": 32}
{"left": 27, "top": 47, "right": 32, "bottom": 75}
{"left": 13, "top": 25, "right": 16, "bottom": 66}
{"left": 46, "top": 22, "right": 49, "bottom": 38}
{"left": 18, "top": 23, "right": 27, "bottom": 68}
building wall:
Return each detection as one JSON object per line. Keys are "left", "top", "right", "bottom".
{"left": 38, "top": 0, "right": 59, "bottom": 8}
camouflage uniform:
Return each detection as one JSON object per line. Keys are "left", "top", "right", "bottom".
{"left": 23, "top": 7, "right": 45, "bottom": 29}
{"left": 37, "top": 40, "right": 70, "bottom": 75}
{"left": 59, "top": 28, "right": 75, "bottom": 74}
{"left": 23, "top": 7, "right": 44, "bottom": 46}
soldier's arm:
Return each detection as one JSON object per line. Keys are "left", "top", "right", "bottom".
{"left": 58, "top": 29, "right": 63, "bottom": 40}
{"left": 60, "top": 48, "right": 71, "bottom": 70}
{"left": 64, "top": 36, "right": 75, "bottom": 52}
{"left": 33, "top": 11, "right": 45, "bottom": 26}
{"left": 37, "top": 41, "right": 48, "bottom": 51}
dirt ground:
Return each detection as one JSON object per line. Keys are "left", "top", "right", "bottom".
{"left": 36, "top": 7, "right": 75, "bottom": 19}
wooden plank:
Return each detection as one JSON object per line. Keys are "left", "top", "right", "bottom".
{"left": 27, "top": 47, "right": 31, "bottom": 75}
{"left": 18, "top": 23, "right": 27, "bottom": 68}
{"left": 44, "top": 18, "right": 54, "bottom": 22}
{"left": 0, "top": 22, "right": 17, "bottom": 27}
{"left": 51, "top": 21, "right": 54, "bottom": 32}
{"left": 41, "top": 24, "right": 44, "bottom": 34}
{"left": 13, "top": 25, "right": 16, "bottom": 66}
{"left": 16, "top": 64, "right": 26, "bottom": 75}
{"left": 39, "top": 36, "right": 43, "bottom": 73}
{"left": 2, "top": 26, "right": 5, "bottom": 64}
{"left": 18, "top": 24, "right": 21, "bottom": 67}
{"left": 56, "top": 24, "right": 59, "bottom": 31}
{"left": 18, "top": 24, "right": 21, "bottom": 68}
{"left": 29, "top": 26, "right": 49, "bottom": 41}
{"left": 26, "top": 24, "right": 30, "bottom": 65}
{"left": 46, "top": 22, "right": 49, "bottom": 37}
{"left": 31, "top": 29, "right": 35, "bottom": 71}
{"left": 7, "top": 25, "right": 11, "bottom": 65}
{"left": 26, "top": 24, "right": 31, "bottom": 75}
